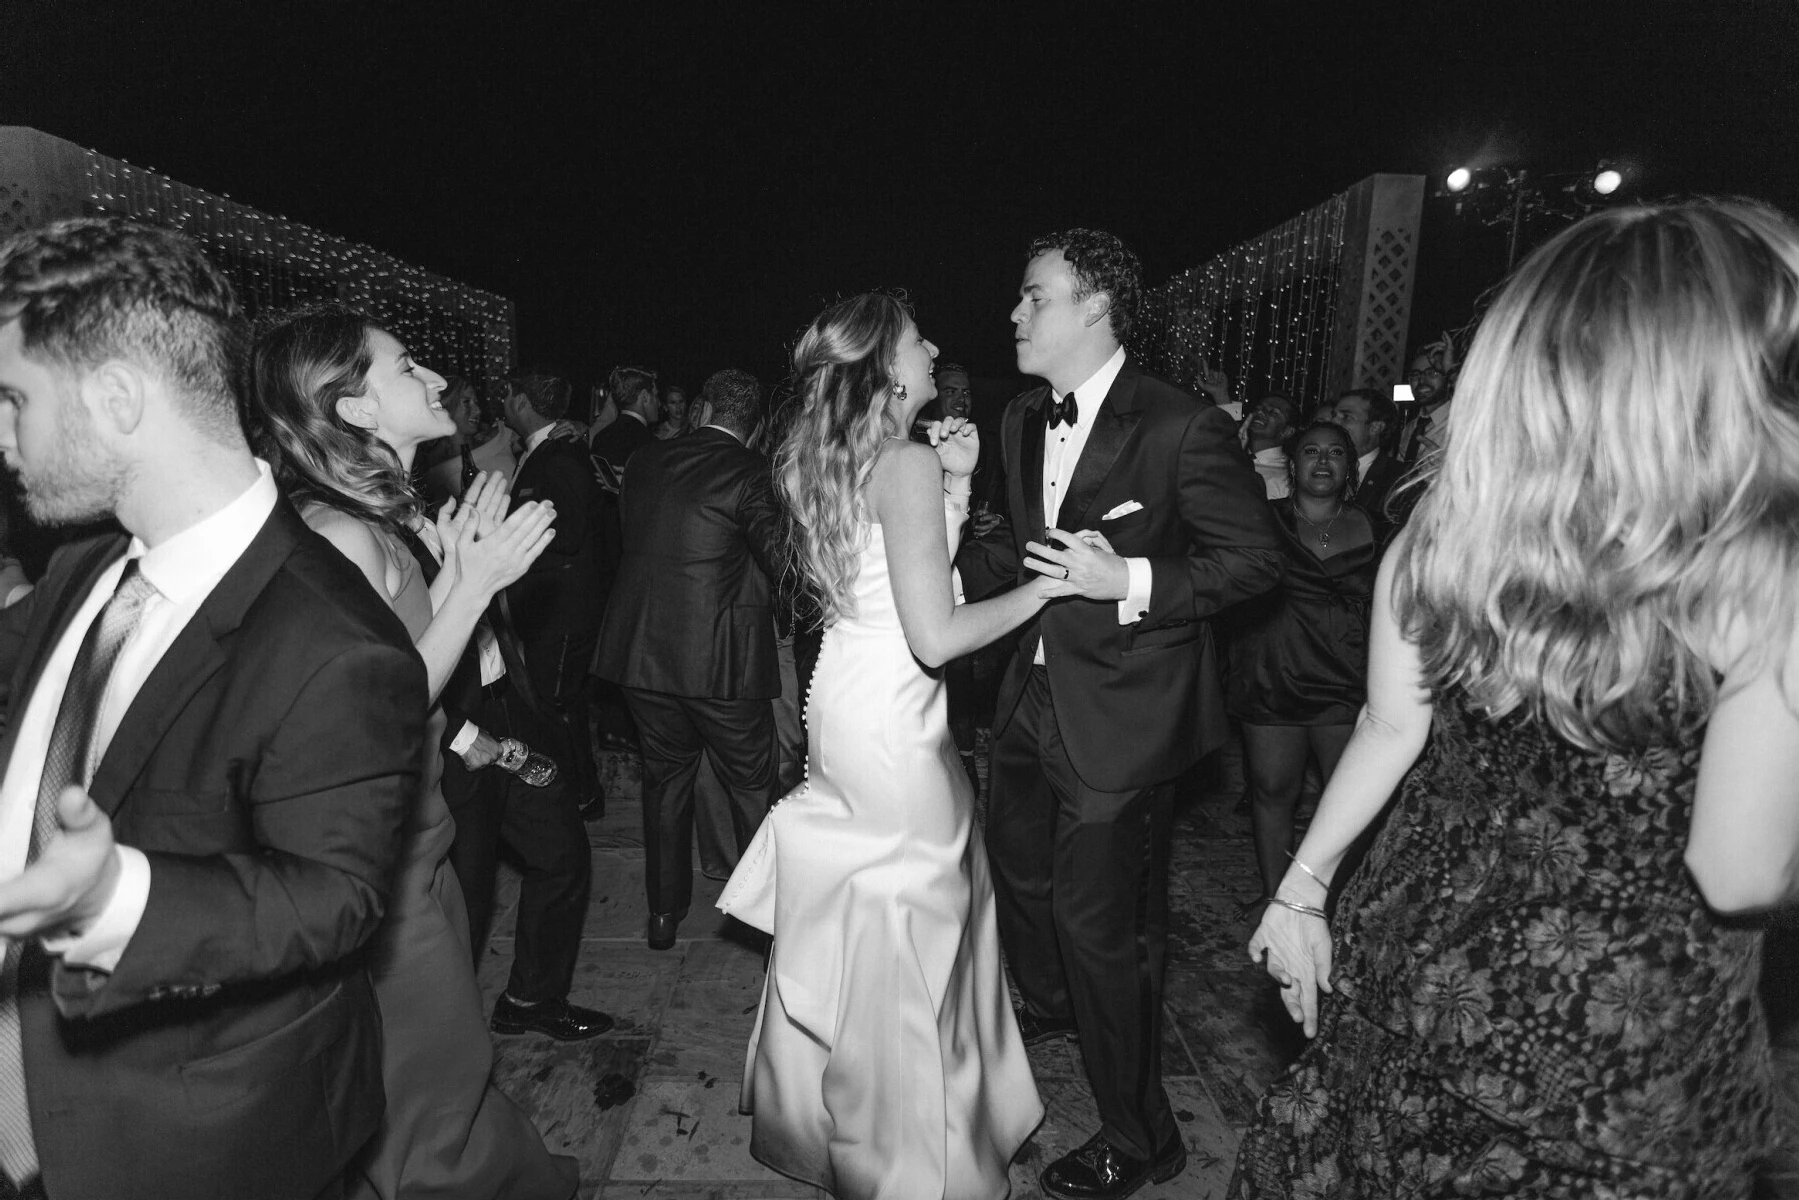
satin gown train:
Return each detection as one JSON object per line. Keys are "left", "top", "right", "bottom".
{"left": 721, "top": 502, "right": 1043, "bottom": 1200}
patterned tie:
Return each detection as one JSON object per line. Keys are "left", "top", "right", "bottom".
{"left": 1047, "top": 391, "right": 1078, "bottom": 429}
{"left": 0, "top": 559, "right": 157, "bottom": 1187}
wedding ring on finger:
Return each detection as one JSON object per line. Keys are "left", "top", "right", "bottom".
{"left": 1060, "top": 565, "right": 1070, "bottom": 580}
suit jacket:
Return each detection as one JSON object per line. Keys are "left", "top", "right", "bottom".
{"left": 508, "top": 437, "right": 608, "bottom": 657}
{"left": 1355, "top": 447, "right": 1408, "bottom": 535}
{"left": 0, "top": 501, "right": 424, "bottom": 1200}
{"left": 592, "top": 427, "right": 784, "bottom": 700}
{"left": 958, "top": 359, "right": 1282, "bottom": 791}
{"left": 588, "top": 413, "right": 655, "bottom": 479}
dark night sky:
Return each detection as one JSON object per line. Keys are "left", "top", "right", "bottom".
{"left": 4, "top": 2, "right": 1796, "bottom": 403}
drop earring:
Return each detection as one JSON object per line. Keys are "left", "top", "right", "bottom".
{"left": 894, "top": 383, "right": 909, "bottom": 405}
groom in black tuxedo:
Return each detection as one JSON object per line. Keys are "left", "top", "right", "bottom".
{"left": 959, "top": 229, "right": 1281, "bottom": 1198}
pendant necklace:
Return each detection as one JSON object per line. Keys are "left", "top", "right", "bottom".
{"left": 1296, "top": 502, "right": 1345, "bottom": 548}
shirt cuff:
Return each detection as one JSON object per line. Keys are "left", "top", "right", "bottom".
{"left": 952, "top": 567, "right": 967, "bottom": 607}
{"left": 449, "top": 720, "right": 481, "bottom": 756}
{"left": 45, "top": 845, "right": 150, "bottom": 972}
{"left": 1116, "top": 557, "right": 1152, "bottom": 625}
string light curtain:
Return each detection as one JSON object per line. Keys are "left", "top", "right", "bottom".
{"left": 80, "top": 150, "right": 514, "bottom": 402}
{"left": 1131, "top": 192, "right": 1350, "bottom": 412}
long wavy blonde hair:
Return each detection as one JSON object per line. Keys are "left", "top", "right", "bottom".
{"left": 775, "top": 292, "right": 914, "bottom": 625}
{"left": 1393, "top": 200, "right": 1799, "bottom": 751}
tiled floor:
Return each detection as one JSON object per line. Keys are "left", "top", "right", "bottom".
{"left": 481, "top": 746, "right": 1305, "bottom": 1199}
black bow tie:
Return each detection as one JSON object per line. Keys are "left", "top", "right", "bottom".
{"left": 1047, "top": 391, "right": 1077, "bottom": 429}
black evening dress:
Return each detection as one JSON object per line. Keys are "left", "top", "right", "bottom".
{"left": 1231, "top": 696, "right": 1773, "bottom": 1198}
{"left": 1226, "top": 498, "right": 1379, "bottom": 727}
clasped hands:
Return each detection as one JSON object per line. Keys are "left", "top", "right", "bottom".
{"left": 434, "top": 470, "right": 557, "bottom": 595}
{"left": 1026, "top": 528, "right": 1128, "bottom": 601}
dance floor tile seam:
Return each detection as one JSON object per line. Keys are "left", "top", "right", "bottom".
{"left": 488, "top": 745, "right": 1288, "bottom": 1197}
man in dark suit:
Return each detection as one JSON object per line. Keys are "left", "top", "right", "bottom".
{"left": 0, "top": 217, "right": 422, "bottom": 1199}
{"left": 483, "top": 372, "right": 612, "bottom": 1040}
{"left": 593, "top": 369, "right": 783, "bottom": 950}
{"left": 959, "top": 229, "right": 1282, "bottom": 1198}
{"left": 1328, "top": 387, "right": 1408, "bottom": 535}
{"left": 588, "top": 365, "right": 659, "bottom": 485}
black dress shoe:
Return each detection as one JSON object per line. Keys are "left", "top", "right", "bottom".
{"left": 647, "top": 912, "right": 680, "bottom": 950}
{"left": 490, "top": 994, "right": 615, "bottom": 1041}
{"left": 1041, "top": 1130, "right": 1186, "bottom": 1199}
{"left": 1014, "top": 1007, "right": 1080, "bottom": 1047}
{"left": 577, "top": 792, "right": 605, "bottom": 822}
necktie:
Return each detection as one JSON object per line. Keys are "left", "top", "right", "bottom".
{"left": 1047, "top": 391, "right": 1077, "bottom": 429}
{"left": 0, "top": 559, "right": 158, "bottom": 1187}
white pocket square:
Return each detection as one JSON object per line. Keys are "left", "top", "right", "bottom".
{"left": 1102, "top": 500, "right": 1145, "bottom": 520}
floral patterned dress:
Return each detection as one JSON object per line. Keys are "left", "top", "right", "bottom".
{"left": 1232, "top": 696, "right": 1773, "bottom": 1198}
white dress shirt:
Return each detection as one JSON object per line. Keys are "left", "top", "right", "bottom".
{"left": 13, "top": 459, "right": 280, "bottom": 972}
{"left": 1251, "top": 446, "right": 1291, "bottom": 500}
{"left": 510, "top": 422, "right": 557, "bottom": 480}
{"left": 1034, "top": 347, "right": 1154, "bottom": 665}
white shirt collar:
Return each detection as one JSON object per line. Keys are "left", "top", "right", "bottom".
{"left": 128, "top": 459, "right": 279, "bottom": 606}
{"left": 1253, "top": 445, "right": 1287, "bottom": 465}
{"left": 701, "top": 423, "right": 744, "bottom": 445}
{"left": 1065, "top": 346, "right": 1128, "bottom": 420}
{"left": 621, "top": 410, "right": 649, "bottom": 427}
{"left": 522, "top": 424, "right": 555, "bottom": 455}
{"left": 1358, "top": 447, "right": 1380, "bottom": 478}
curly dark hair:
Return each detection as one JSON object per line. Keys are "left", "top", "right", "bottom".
{"left": 1283, "top": 419, "right": 1361, "bottom": 496}
{"left": 0, "top": 216, "right": 245, "bottom": 444}
{"left": 510, "top": 371, "right": 571, "bottom": 420}
{"left": 701, "top": 368, "right": 762, "bottom": 429}
{"left": 1027, "top": 228, "right": 1142, "bottom": 343}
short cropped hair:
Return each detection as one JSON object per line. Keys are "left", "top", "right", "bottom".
{"left": 1336, "top": 387, "right": 1399, "bottom": 436}
{"left": 511, "top": 371, "right": 571, "bottom": 420}
{"left": 935, "top": 361, "right": 969, "bottom": 377}
{"left": 701, "top": 368, "right": 762, "bottom": 429}
{"left": 1027, "top": 228, "right": 1143, "bottom": 343}
{"left": 0, "top": 216, "right": 245, "bottom": 443}
{"left": 607, "top": 365, "right": 658, "bottom": 409}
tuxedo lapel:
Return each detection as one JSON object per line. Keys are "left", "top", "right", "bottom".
{"left": 1057, "top": 366, "right": 1143, "bottom": 531}
{"left": 89, "top": 504, "right": 303, "bottom": 816}
{"left": 1017, "top": 388, "right": 1048, "bottom": 540}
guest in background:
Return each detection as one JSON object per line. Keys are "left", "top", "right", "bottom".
{"left": 0, "top": 492, "right": 30, "bottom": 608}
{"left": 251, "top": 302, "right": 579, "bottom": 1198}
{"left": 0, "top": 216, "right": 420, "bottom": 1200}
{"left": 929, "top": 361, "right": 1002, "bottom": 795}
{"left": 1327, "top": 387, "right": 1406, "bottom": 534}
{"left": 593, "top": 368, "right": 783, "bottom": 950}
{"left": 590, "top": 364, "right": 659, "bottom": 484}
{"left": 654, "top": 382, "right": 689, "bottom": 440}
{"left": 499, "top": 371, "right": 617, "bottom": 986}
{"left": 1225, "top": 421, "right": 1377, "bottom": 903}
{"left": 1237, "top": 201, "right": 1789, "bottom": 1196}
{"left": 1393, "top": 335, "right": 1456, "bottom": 464}
{"left": 1241, "top": 393, "right": 1299, "bottom": 499}
{"left": 421, "top": 375, "right": 516, "bottom": 505}
{"left": 586, "top": 381, "right": 619, "bottom": 442}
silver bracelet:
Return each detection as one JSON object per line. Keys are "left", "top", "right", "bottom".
{"left": 1288, "top": 852, "right": 1329, "bottom": 889}
{"left": 1268, "top": 895, "right": 1328, "bottom": 921}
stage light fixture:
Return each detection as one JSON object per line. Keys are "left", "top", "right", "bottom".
{"left": 1592, "top": 168, "right": 1622, "bottom": 196}
{"left": 1446, "top": 167, "right": 1472, "bottom": 193}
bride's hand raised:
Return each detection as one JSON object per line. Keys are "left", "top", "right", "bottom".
{"left": 920, "top": 417, "right": 978, "bottom": 478}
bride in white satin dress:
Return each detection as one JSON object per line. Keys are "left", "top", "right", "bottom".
{"left": 720, "top": 293, "right": 1064, "bottom": 1198}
